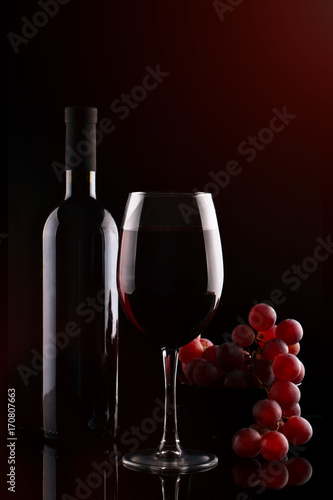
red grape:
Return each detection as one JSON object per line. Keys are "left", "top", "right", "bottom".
{"left": 248, "top": 303, "right": 277, "bottom": 331}
{"left": 272, "top": 353, "right": 301, "bottom": 382}
{"left": 199, "top": 338, "right": 213, "bottom": 350}
{"left": 223, "top": 369, "right": 248, "bottom": 389}
{"left": 250, "top": 423, "right": 270, "bottom": 436}
{"left": 259, "top": 431, "right": 289, "bottom": 461}
{"left": 232, "top": 428, "right": 261, "bottom": 458}
{"left": 179, "top": 339, "right": 203, "bottom": 364}
{"left": 202, "top": 345, "right": 219, "bottom": 365}
{"left": 258, "top": 461, "right": 289, "bottom": 490}
{"left": 269, "top": 380, "right": 301, "bottom": 410}
{"left": 192, "top": 359, "right": 222, "bottom": 386}
{"left": 252, "top": 359, "right": 275, "bottom": 387}
{"left": 263, "top": 338, "right": 288, "bottom": 362}
{"left": 253, "top": 399, "right": 282, "bottom": 427}
{"left": 292, "top": 360, "right": 305, "bottom": 384}
{"left": 216, "top": 342, "right": 245, "bottom": 371}
{"left": 275, "top": 319, "right": 303, "bottom": 345}
{"left": 282, "top": 416, "right": 313, "bottom": 445}
{"left": 232, "top": 324, "right": 256, "bottom": 347}
{"left": 257, "top": 325, "right": 276, "bottom": 345}
{"left": 184, "top": 358, "right": 203, "bottom": 385}
{"left": 288, "top": 342, "right": 300, "bottom": 355}
{"left": 282, "top": 403, "right": 301, "bottom": 418}
{"left": 285, "top": 457, "right": 313, "bottom": 486}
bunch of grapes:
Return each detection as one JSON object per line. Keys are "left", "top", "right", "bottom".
{"left": 178, "top": 303, "right": 313, "bottom": 461}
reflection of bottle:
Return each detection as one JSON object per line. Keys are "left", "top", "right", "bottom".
{"left": 43, "top": 445, "right": 57, "bottom": 500}
{"left": 43, "top": 107, "right": 118, "bottom": 442}
{"left": 42, "top": 444, "right": 120, "bottom": 500}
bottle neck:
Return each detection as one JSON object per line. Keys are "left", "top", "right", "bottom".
{"left": 65, "top": 120, "right": 97, "bottom": 199}
{"left": 65, "top": 171, "right": 96, "bottom": 199}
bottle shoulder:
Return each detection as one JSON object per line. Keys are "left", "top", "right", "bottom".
{"left": 43, "top": 197, "right": 118, "bottom": 236}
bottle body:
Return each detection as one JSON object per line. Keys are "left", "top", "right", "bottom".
{"left": 43, "top": 108, "right": 118, "bottom": 441}
{"left": 43, "top": 195, "right": 118, "bottom": 441}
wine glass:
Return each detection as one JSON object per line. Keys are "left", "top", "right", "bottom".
{"left": 117, "top": 192, "right": 224, "bottom": 472}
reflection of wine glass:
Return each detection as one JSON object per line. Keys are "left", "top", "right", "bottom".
{"left": 117, "top": 192, "right": 224, "bottom": 472}
{"left": 159, "top": 474, "right": 181, "bottom": 500}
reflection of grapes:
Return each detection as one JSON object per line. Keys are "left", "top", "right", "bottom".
{"left": 177, "top": 303, "right": 312, "bottom": 463}
{"left": 258, "top": 461, "right": 289, "bottom": 490}
{"left": 232, "top": 456, "right": 312, "bottom": 491}
{"left": 285, "top": 457, "right": 313, "bottom": 486}
{"left": 232, "top": 458, "right": 261, "bottom": 488}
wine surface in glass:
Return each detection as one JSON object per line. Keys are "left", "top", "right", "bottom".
{"left": 118, "top": 226, "right": 223, "bottom": 348}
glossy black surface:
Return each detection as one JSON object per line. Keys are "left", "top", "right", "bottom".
{"left": 9, "top": 391, "right": 323, "bottom": 500}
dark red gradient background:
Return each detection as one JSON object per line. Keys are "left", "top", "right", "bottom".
{"left": 3, "top": 0, "right": 333, "bottom": 495}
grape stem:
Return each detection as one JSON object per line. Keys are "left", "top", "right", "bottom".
{"left": 252, "top": 373, "right": 270, "bottom": 396}
{"left": 253, "top": 339, "right": 264, "bottom": 357}
{"left": 275, "top": 420, "right": 283, "bottom": 431}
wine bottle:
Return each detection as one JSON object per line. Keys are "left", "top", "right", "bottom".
{"left": 42, "top": 107, "right": 118, "bottom": 442}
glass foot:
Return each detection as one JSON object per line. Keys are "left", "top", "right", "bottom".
{"left": 122, "top": 448, "right": 218, "bottom": 473}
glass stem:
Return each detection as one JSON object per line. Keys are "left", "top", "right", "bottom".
{"left": 157, "top": 348, "right": 182, "bottom": 457}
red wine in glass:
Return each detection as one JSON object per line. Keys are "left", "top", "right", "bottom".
{"left": 119, "top": 226, "right": 222, "bottom": 348}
